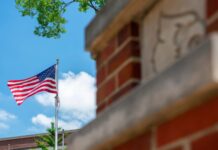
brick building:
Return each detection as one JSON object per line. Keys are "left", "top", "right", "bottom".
{"left": 0, "top": 134, "right": 38, "bottom": 150}
{"left": 67, "top": 0, "right": 218, "bottom": 149}
{"left": 0, "top": 130, "right": 74, "bottom": 150}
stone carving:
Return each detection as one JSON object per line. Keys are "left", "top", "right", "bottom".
{"left": 151, "top": 11, "right": 205, "bottom": 73}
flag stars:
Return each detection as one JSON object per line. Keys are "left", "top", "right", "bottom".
{"left": 37, "top": 65, "right": 56, "bottom": 81}
{"left": 8, "top": 64, "right": 57, "bottom": 105}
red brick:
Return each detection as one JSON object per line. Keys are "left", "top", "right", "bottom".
{"left": 192, "top": 131, "right": 218, "bottom": 150}
{"left": 207, "top": 18, "right": 218, "bottom": 33}
{"left": 118, "top": 22, "right": 139, "bottom": 46}
{"left": 168, "top": 146, "right": 183, "bottom": 150}
{"left": 108, "top": 40, "right": 140, "bottom": 74}
{"left": 157, "top": 96, "right": 218, "bottom": 147}
{"left": 97, "top": 77, "right": 116, "bottom": 105}
{"left": 97, "top": 38, "right": 117, "bottom": 68}
{"left": 97, "top": 65, "right": 107, "bottom": 86}
{"left": 108, "top": 82, "right": 138, "bottom": 105}
{"left": 113, "top": 132, "right": 151, "bottom": 150}
{"left": 118, "top": 62, "right": 141, "bottom": 87}
{"left": 207, "top": 0, "right": 218, "bottom": 18}
{"left": 97, "top": 101, "right": 107, "bottom": 114}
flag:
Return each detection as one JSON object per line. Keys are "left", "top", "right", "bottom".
{"left": 7, "top": 65, "right": 57, "bottom": 105}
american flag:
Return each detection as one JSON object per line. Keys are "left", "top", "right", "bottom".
{"left": 7, "top": 65, "right": 57, "bottom": 105}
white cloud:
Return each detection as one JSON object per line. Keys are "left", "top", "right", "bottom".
{"left": 32, "top": 114, "right": 52, "bottom": 128}
{"left": 36, "top": 71, "right": 96, "bottom": 111}
{"left": 32, "top": 114, "right": 81, "bottom": 130}
{"left": 0, "top": 109, "right": 16, "bottom": 130}
{"left": 0, "top": 123, "right": 9, "bottom": 130}
{"left": 33, "top": 71, "right": 96, "bottom": 130}
{"left": 0, "top": 109, "right": 16, "bottom": 121}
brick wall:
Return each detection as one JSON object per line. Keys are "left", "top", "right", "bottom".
{"left": 94, "top": 0, "right": 218, "bottom": 149}
{"left": 75, "top": 0, "right": 218, "bottom": 149}
{"left": 207, "top": 0, "right": 218, "bottom": 32}
{"left": 156, "top": 95, "right": 218, "bottom": 150}
{"left": 111, "top": 95, "right": 218, "bottom": 150}
{"left": 114, "top": 131, "right": 152, "bottom": 150}
{"left": 96, "top": 22, "right": 141, "bottom": 114}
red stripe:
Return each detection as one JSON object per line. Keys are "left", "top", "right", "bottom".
{"left": 8, "top": 77, "right": 38, "bottom": 86}
{"left": 17, "top": 101, "right": 23, "bottom": 106}
{"left": 13, "top": 81, "right": 56, "bottom": 99}
{"left": 13, "top": 84, "right": 56, "bottom": 97}
{"left": 12, "top": 83, "right": 56, "bottom": 94}
{"left": 8, "top": 76, "right": 36, "bottom": 83}
{"left": 15, "top": 89, "right": 57, "bottom": 105}
{"left": 15, "top": 88, "right": 57, "bottom": 103}
{"left": 8, "top": 80, "right": 40, "bottom": 89}
{"left": 9, "top": 79, "right": 56, "bottom": 91}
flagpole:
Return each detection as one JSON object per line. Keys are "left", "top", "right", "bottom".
{"left": 55, "top": 59, "right": 59, "bottom": 150}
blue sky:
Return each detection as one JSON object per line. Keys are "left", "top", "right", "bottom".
{"left": 0, "top": 1, "right": 96, "bottom": 138}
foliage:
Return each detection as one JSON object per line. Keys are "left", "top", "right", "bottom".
{"left": 15, "top": 0, "right": 106, "bottom": 38}
{"left": 35, "top": 122, "right": 67, "bottom": 150}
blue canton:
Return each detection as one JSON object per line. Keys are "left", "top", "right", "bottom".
{"left": 36, "top": 65, "right": 56, "bottom": 81}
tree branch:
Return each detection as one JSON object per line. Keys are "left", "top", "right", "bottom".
{"left": 63, "top": 0, "right": 100, "bottom": 13}
{"left": 64, "top": 0, "right": 76, "bottom": 8}
{"left": 88, "top": 0, "right": 99, "bottom": 12}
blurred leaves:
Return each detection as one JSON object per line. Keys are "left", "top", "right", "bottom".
{"left": 16, "top": 0, "right": 105, "bottom": 38}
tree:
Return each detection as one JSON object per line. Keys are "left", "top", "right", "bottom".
{"left": 16, "top": 0, "right": 105, "bottom": 38}
{"left": 35, "top": 122, "right": 67, "bottom": 150}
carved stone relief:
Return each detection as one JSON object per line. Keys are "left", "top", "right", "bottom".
{"left": 141, "top": 0, "right": 206, "bottom": 81}
{"left": 151, "top": 11, "right": 205, "bottom": 73}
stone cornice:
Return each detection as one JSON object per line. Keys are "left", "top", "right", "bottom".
{"left": 67, "top": 34, "right": 218, "bottom": 150}
{"left": 85, "top": 0, "right": 158, "bottom": 54}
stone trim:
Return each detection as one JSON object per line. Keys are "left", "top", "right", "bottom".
{"left": 85, "top": 0, "right": 158, "bottom": 52}
{"left": 158, "top": 123, "right": 218, "bottom": 150}
{"left": 67, "top": 34, "right": 218, "bottom": 150}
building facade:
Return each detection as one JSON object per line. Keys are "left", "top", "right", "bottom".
{"left": 67, "top": 0, "right": 218, "bottom": 149}
{"left": 0, "top": 130, "right": 74, "bottom": 150}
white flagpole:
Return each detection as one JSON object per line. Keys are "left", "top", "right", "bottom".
{"left": 62, "top": 129, "right": 65, "bottom": 150}
{"left": 55, "top": 59, "right": 60, "bottom": 150}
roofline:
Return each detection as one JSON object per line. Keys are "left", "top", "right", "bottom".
{"left": 0, "top": 129, "right": 79, "bottom": 141}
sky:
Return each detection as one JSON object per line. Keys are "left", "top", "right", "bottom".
{"left": 0, "top": 1, "right": 96, "bottom": 138}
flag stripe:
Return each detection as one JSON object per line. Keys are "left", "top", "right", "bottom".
{"left": 9, "top": 80, "right": 40, "bottom": 89}
{"left": 8, "top": 76, "right": 37, "bottom": 85}
{"left": 15, "top": 88, "right": 57, "bottom": 105}
{"left": 15, "top": 87, "right": 57, "bottom": 100}
{"left": 8, "top": 78, "right": 39, "bottom": 87}
{"left": 8, "top": 65, "right": 57, "bottom": 105}
{"left": 11, "top": 79, "right": 56, "bottom": 97}
{"left": 13, "top": 84, "right": 56, "bottom": 97}
{"left": 9, "top": 79, "right": 55, "bottom": 92}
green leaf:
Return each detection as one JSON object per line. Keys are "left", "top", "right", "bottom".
{"left": 16, "top": 0, "right": 105, "bottom": 38}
